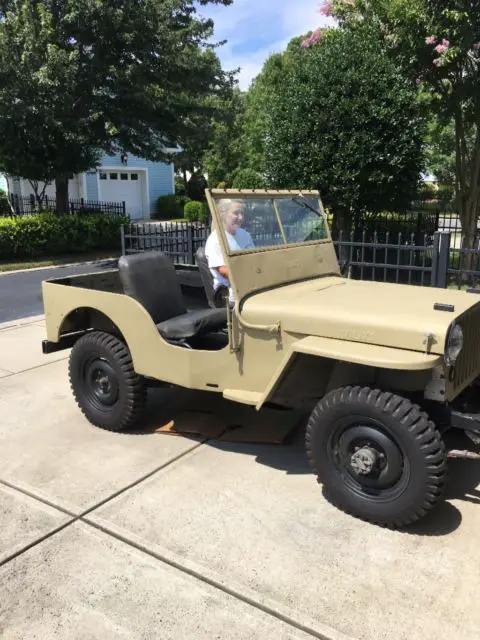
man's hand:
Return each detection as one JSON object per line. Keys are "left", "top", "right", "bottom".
{"left": 217, "top": 266, "right": 229, "bottom": 280}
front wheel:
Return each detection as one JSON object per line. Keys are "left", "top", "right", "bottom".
{"left": 69, "top": 331, "right": 146, "bottom": 432}
{"left": 305, "top": 386, "right": 447, "bottom": 528}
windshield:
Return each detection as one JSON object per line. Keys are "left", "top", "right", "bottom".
{"left": 212, "top": 195, "right": 328, "bottom": 253}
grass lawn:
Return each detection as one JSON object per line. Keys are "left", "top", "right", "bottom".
{"left": 0, "top": 250, "right": 121, "bottom": 273}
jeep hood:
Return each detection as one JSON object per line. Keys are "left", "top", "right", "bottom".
{"left": 241, "top": 277, "right": 480, "bottom": 355}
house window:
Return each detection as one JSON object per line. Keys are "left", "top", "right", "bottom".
{"left": 109, "top": 173, "right": 118, "bottom": 180}
{"left": 120, "top": 173, "right": 129, "bottom": 181}
{"left": 130, "top": 173, "right": 138, "bottom": 181}
{"left": 99, "top": 173, "right": 107, "bottom": 180}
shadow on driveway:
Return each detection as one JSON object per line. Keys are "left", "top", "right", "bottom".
{"left": 99, "top": 385, "right": 480, "bottom": 538}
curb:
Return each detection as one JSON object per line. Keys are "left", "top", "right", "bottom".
{"left": 0, "top": 256, "right": 119, "bottom": 277}
{"left": 0, "top": 314, "right": 45, "bottom": 332}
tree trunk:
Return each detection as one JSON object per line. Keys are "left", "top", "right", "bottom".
{"left": 55, "top": 176, "right": 69, "bottom": 215}
{"left": 455, "top": 114, "right": 480, "bottom": 285}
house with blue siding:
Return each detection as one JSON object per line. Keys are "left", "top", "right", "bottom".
{"left": 6, "top": 151, "right": 176, "bottom": 220}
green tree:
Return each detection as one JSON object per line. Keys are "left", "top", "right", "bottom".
{"left": 0, "top": 0, "right": 232, "bottom": 213}
{"left": 241, "top": 53, "right": 287, "bottom": 176}
{"left": 330, "top": 0, "right": 480, "bottom": 248}
{"left": 202, "top": 87, "right": 246, "bottom": 187}
{"left": 231, "top": 167, "right": 267, "bottom": 189}
{"left": 262, "top": 26, "right": 425, "bottom": 233}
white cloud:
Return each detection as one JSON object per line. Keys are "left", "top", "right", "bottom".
{"left": 199, "top": 0, "right": 334, "bottom": 89}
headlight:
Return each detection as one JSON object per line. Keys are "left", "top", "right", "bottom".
{"left": 445, "top": 323, "right": 463, "bottom": 365}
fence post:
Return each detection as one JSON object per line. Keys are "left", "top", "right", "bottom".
{"left": 187, "top": 223, "right": 194, "bottom": 264}
{"left": 431, "top": 231, "right": 451, "bottom": 288}
{"left": 122, "top": 201, "right": 126, "bottom": 217}
{"left": 120, "top": 224, "right": 126, "bottom": 256}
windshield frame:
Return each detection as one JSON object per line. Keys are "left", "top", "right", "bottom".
{"left": 206, "top": 189, "right": 332, "bottom": 257}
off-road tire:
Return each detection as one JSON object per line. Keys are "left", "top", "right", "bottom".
{"left": 69, "top": 331, "right": 146, "bottom": 432}
{"left": 305, "top": 386, "right": 447, "bottom": 528}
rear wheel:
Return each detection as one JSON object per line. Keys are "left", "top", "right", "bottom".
{"left": 69, "top": 331, "right": 146, "bottom": 432}
{"left": 305, "top": 386, "right": 447, "bottom": 527}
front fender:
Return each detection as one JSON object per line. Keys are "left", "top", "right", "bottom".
{"left": 256, "top": 335, "right": 442, "bottom": 410}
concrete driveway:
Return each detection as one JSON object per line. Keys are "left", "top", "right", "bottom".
{"left": 1, "top": 316, "right": 480, "bottom": 640}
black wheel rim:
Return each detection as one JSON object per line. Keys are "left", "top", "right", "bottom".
{"left": 327, "top": 416, "right": 409, "bottom": 501}
{"left": 82, "top": 356, "right": 120, "bottom": 411}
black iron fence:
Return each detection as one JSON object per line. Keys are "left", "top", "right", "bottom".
{"left": 121, "top": 221, "right": 210, "bottom": 264}
{"left": 121, "top": 221, "right": 480, "bottom": 290}
{"left": 6, "top": 194, "right": 126, "bottom": 217}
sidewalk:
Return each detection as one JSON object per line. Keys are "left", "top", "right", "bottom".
{"left": 1, "top": 317, "right": 480, "bottom": 639}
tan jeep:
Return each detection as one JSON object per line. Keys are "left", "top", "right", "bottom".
{"left": 41, "top": 189, "right": 480, "bottom": 528}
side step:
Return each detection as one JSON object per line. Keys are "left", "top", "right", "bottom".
{"left": 222, "top": 389, "right": 262, "bottom": 406}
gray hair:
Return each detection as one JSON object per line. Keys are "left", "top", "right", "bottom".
{"left": 217, "top": 199, "right": 243, "bottom": 216}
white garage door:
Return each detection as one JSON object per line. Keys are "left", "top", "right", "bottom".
{"left": 99, "top": 171, "right": 145, "bottom": 219}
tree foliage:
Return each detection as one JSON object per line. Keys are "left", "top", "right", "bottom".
{"left": 0, "top": 0, "right": 233, "bottom": 212}
{"left": 329, "top": 0, "right": 480, "bottom": 245}
{"left": 261, "top": 26, "right": 425, "bottom": 227}
{"left": 202, "top": 87, "right": 246, "bottom": 187}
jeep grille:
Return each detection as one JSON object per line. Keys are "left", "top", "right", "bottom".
{"left": 446, "top": 301, "right": 480, "bottom": 400}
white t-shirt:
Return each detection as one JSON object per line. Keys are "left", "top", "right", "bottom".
{"left": 205, "top": 228, "right": 254, "bottom": 303}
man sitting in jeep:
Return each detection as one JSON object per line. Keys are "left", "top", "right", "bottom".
{"left": 205, "top": 198, "right": 254, "bottom": 304}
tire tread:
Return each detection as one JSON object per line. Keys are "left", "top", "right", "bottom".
{"left": 305, "top": 386, "right": 446, "bottom": 528}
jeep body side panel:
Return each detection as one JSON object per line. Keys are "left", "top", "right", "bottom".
{"left": 41, "top": 280, "right": 290, "bottom": 395}
{"left": 42, "top": 280, "right": 234, "bottom": 389}
{"left": 256, "top": 335, "right": 442, "bottom": 409}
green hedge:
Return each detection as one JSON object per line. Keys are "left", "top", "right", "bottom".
{"left": 0, "top": 212, "right": 128, "bottom": 260}
{"left": 153, "top": 194, "right": 190, "bottom": 220}
{"left": 184, "top": 200, "right": 209, "bottom": 223}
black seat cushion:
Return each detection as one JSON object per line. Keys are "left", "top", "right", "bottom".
{"left": 119, "top": 251, "right": 227, "bottom": 342}
{"left": 157, "top": 308, "right": 227, "bottom": 341}
{"left": 119, "top": 251, "right": 185, "bottom": 324}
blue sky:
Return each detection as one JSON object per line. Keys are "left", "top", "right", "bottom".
{"left": 198, "top": 0, "right": 334, "bottom": 89}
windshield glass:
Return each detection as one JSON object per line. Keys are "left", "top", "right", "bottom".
{"left": 213, "top": 195, "right": 328, "bottom": 253}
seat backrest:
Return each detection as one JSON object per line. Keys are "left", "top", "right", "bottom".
{"left": 196, "top": 246, "right": 216, "bottom": 308}
{"left": 118, "top": 251, "right": 186, "bottom": 324}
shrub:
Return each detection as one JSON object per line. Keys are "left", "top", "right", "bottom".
{"left": 184, "top": 200, "right": 209, "bottom": 223}
{"left": 0, "top": 212, "right": 128, "bottom": 260}
{"left": 231, "top": 168, "right": 267, "bottom": 190}
{"left": 175, "top": 178, "right": 187, "bottom": 196}
{"left": 153, "top": 194, "right": 189, "bottom": 220}
{"left": 186, "top": 172, "right": 208, "bottom": 201}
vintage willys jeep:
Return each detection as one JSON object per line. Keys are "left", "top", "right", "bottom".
{"left": 42, "top": 189, "right": 480, "bottom": 528}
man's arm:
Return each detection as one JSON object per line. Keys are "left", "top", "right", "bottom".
{"left": 206, "top": 233, "right": 229, "bottom": 281}
{"left": 217, "top": 265, "right": 229, "bottom": 279}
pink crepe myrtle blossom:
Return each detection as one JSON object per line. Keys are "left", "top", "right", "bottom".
{"left": 301, "top": 28, "right": 323, "bottom": 48}
{"left": 435, "top": 43, "right": 448, "bottom": 54}
{"left": 425, "top": 35, "right": 436, "bottom": 45}
{"left": 318, "top": 1, "right": 333, "bottom": 16}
